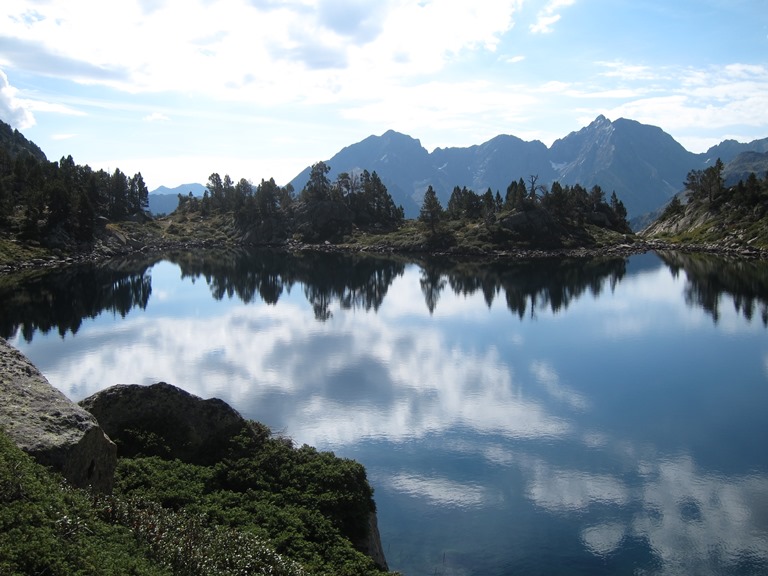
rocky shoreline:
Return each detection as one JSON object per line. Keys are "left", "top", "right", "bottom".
{"left": 2, "top": 232, "right": 767, "bottom": 277}
{"left": 0, "top": 337, "right": 389, "bottom": 571}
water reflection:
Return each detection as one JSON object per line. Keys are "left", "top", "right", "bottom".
{"left": 659, "top": 251, "right": 768, "bottom": 326}
{"left": 1, "top": 249, "right": 633, "bottom": 341}
{"left": 0, "top": 256, "right": 155, "bottom": 341}
{"left": 4, "top": 250, "right": 768, "bottom": 344}
{"left": 4, "top": 249, "right": 768, "bottom": 575}
{"left": 166, "top": 249, "right": 406, "bottom": 320}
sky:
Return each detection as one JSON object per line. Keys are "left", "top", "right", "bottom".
{"left": 1, "top": 0, "right": 767, "bottom": 191}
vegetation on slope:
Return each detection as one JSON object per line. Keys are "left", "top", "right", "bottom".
{"left": 0, "top": 419, "right": 389, "bottom": 576}
{"left": 169, "top": 162, "right": 631, "bottom": 252}
{"left": 643, "top": 159, "right": 768, "bottom": 250}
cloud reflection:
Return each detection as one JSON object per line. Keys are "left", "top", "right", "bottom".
{"left": 10, "top": 254, "right": 768, "bottom": 574}
{"left": 386, "top": 473, "right": 489, "bottom": 508}
{"left": 21, "top": 297, "right": 568, "bottom": 448}
{"left": 522, "top": 450, "right": 768, "bottom": 572}
{"left": 530, "top": 360, "right": 588, "bottom": 411}
{"left": 476, "top": 441, "right": 768, "bottom": 571}
{"left": 526, "top": 460, "right": 630, "bottom": 512}
{"left": 633, "top": 456, "right": 768, "bottom": 575}
{"left": 581, "top": 522, "right": 625, "bottom": 557}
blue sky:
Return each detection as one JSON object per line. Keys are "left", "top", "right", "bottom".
{"left": 1, "top": 0, "right": 767, "bottom": 190}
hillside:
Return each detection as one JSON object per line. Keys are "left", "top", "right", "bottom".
{"left": 2, "top": 115, "right": 768, "bottom": 266}
{"left": 642, "top": 157, "right": 768, "bottom": 251}
{"left": 0, "top": 120, "right": 47, "bottom": 163}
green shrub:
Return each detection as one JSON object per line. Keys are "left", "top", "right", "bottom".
{"left": 0, "top": 429, "right": 168, "bottom": 575}
{"left": 113, "top": 422, "right": 388, "bottom": 576}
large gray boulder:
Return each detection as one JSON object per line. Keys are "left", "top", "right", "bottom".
{"left": 80, "top": 381, "right": 389, "bottom": 569}
{"left": 78, "top": 382, "right": 253, "bottom": 465}
{"left": 0, "top": 338, "right": 116, "bottom": 493}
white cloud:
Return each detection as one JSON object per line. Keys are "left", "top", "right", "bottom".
{"left": 340, "top": 79, "right": 537, "bottom": 149}
{"left": 529, "top": 0, "right": 575, "bottom": 34}
{"left": 0, "top": 69, "right": 35, "bottom": 128}
{"left": 143, "top": 112, "right": 170, "bottom": 122}
{"left": 530, "top": 13, "right": 560, "bottom": 34}
{"left": 25, "top": 100, "right": 87, "bottom": 116}
{"left": 537, "top": 80, "right": 570, "bottom": 93}
{"left": 3, "top": 0, "right": 766, "bottom": 185}
{"left": 596, "top": 60, "right": 660, "bottom": 82}
{"left": 1, "top": 0, "right": 524, "bottom": 102}
{"left": 569, "top": 62, "right": 768, "bottom": 152}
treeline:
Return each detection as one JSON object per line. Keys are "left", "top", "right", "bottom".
{"left": 661, "top": 158, "right": 768, "bottom": 219}
{"left": 0, "top": 143, "right": 149, "bottom": 242}
{"left": 182, "top": 160, "right": 629, "bottom": 245}
{"left": 420, "top": 176, "right": 630, "bottom": 233}
{"left": 177, "top": 161, "right": 405, "bottom": 242}
{"left": 0, "top": 115, "right": 632, "bottom": 249}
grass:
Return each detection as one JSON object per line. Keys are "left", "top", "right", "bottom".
{"left": 0, "top": 235, "right": 49, "bottom": 267}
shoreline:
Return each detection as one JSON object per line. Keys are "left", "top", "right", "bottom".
{"left": 1, "top": 231, "right": 767, "bottom": 276}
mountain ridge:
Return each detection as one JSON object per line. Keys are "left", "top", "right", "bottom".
{"left": 147, "top": 183, "right": 207, "bottom": 215}
{"left": 288, "top": 117, "right": 768, "bottom": 220}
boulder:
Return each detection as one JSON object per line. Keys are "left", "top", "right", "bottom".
{"left": 80, "top": 382, "right": 389, "bottom": 569}
{"left": 0, "top": 338, "right": 116, "bottom": 493}
{"left": 78, "top": 382, "right": 253, "bottom": 465}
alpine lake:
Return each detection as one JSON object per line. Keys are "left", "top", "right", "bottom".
{"left": 3, "top": 248, "right": 768, "bottom": 576}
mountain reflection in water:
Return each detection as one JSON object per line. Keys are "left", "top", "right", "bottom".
{"left": 4, "top": 249, "right": 768, "bottom": 576}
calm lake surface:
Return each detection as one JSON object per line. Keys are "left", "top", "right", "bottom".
{"left": 3, "top": 249, "right": 768, "bottom": 576}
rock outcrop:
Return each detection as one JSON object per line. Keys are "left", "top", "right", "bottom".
{"left": 79, "top": 382, "right": 253, "bottom": 465}
{"left": 80, "top": 381, "right": 389, "bottom": 570}
{"left": 363, "top": 511, "right": 389, "bottom": 571}
{"left": 0, "top": 338, "right": 116, "bottom": 493}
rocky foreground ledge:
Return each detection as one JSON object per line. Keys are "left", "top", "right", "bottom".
{"left": 0, "top": 337, "right": 388, "bottom": 571}
{"left": 0, "top": 337, "right": 116, "bottom": 492}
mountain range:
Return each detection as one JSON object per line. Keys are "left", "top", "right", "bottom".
{"left": 147, "top": 183, "right": 207, "bottom": 215}
{"left": 287, "top": 115, "right": 768, "bottom": 221}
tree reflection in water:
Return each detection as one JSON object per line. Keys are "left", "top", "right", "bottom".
{"left": 0, "top": 256, "right": 155, "bottom": 341}
{"left": 658, "top": 251, "right": 768, "bottom": 326}
{"left": 2, "top": 248, "right": 767, "bottom": 342}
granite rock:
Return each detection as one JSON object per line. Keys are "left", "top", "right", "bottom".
{"left": 0, "top": 337, "right": 116, "bottom": 492}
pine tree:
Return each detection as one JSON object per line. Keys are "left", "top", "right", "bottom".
{"left": 419, "top": 185, "right": 442, "bottom": 233}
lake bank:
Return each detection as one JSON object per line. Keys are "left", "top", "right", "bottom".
{"left": 2, "top": 217, "right": 766, "bottom": 277}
